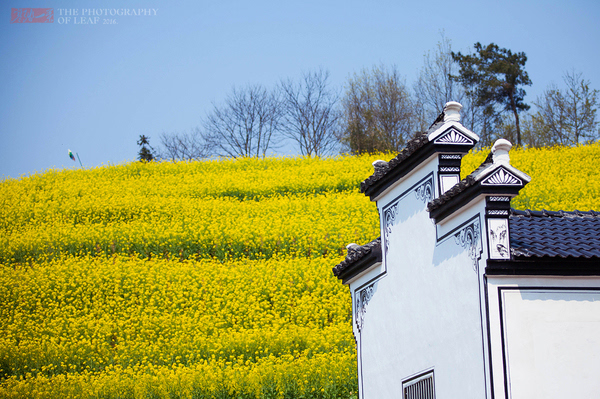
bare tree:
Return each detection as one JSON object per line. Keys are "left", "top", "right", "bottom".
{"left": 158, "top": 127, "right": 211, "bottom": 160}
{"left": 339, "top": 64, "right": 414, "bottom": 154}
{"left": 414, "top": 33, "right": 467, "bottom": 131}
{"left": 532, "top": 70, "right": 599, "bottom": 146}
{"left": 519, "top": 113, "right": 554, "bottom": 148}
{"left": 279, "top": 69, "right": 341, "bottom": 157}
{"left": 413, "top": 35, "right": 503, "bottom": 147}
{"left": 204, "top": 84, "right": 281, "bottom": 158}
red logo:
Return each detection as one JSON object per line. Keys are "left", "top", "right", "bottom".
{"left": 11, "top": 8, "right": 54, "bottom": 23}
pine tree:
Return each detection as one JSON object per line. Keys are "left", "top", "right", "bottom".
{"left": 137, "top": 135, "right": 155, "bottom": 162}
{"left": 452, "top": 43, "right": 532, "bottom": 146}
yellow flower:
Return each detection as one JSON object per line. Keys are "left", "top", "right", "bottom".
{"left": 2, "top": 145, "right": 598, "bottom": 397}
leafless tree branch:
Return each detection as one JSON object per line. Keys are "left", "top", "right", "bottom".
{"left": 279, "top": 69, "right": 341, "bottom": 157}
{"left": 203, "top": 84, "right": 281, "bottom": 158}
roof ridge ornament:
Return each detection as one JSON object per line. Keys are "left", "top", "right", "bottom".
{"left": 427, "top": 101, "right": 478, "bottom": 144}
{"left": 372, "top": 160, "right": 388, "bottom": 168}
{"left": 361, "top": 100, "right": 478, "bottom": 201}
{"left": 492, "top": 139, "right": 512, "bottom": 165}
{"left": 435, "top": 129, "right": 473, "bottom": 145}
{"left": 443, "top": 101, "right": 462, "bottom": 122}
{"left": 428, "top": 138, "right": 531, "bottom": 223}
{"left": 481, "top": 167, "right": 522, "bottom": 186}
{"left": 372, "top": 160, "right": 389, "bottom": 175}
{"left": 346, "top": 243, "right": 360, "bottom": 252}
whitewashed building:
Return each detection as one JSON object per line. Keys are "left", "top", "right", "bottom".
{"left": 333, "top": 102, "right": 600, "bottom": 399}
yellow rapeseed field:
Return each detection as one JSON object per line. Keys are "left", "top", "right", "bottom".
{"left": 460, "top": 143, "right": 600, "bottom": 211}
{"left": 0, "top": 143, "right": 598, "bottom": 398}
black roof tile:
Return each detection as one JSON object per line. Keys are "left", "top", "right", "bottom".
{"left": 335, "top": 209, "right": 600, "bottom": 283}
{"left": 360, "top": 107, "right": 479, "bottom": 201}
{"left": 427, "top": 151, "right": 492, "bottom": 215}
{"left": 332, "top": 238, "right": 381, "bottom": 284}
{"left": 510, "top": 209, "right": 600, "bottom": 259}
{"left": 360, "top": 133, "right": 430, "bottom": 196}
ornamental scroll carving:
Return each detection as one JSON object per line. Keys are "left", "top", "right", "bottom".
{"left": 453, "top": 218, "right": 482, "bottom": 271}
{"left": 434, "top": 129, "right": 473, "bottom": 145}
{"left": 414, "top": 178, "right": 434, "bottom": 203}
{"left": 383, "top": 203, "right": 398, "bottom": 255}
{"left": 355, "top": 284, "right": 375, "bottom": 333}
{"left": 481, "top": 168, "right": 521, "bottom": 186}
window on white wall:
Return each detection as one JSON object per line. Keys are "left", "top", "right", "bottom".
{"left": 440, "top": 174, "right": 459, "bottom": 194}
{"left": 403, "top": 370, "right": 435, "bottom": 399}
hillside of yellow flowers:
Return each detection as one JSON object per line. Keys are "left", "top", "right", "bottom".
{"left": 1, "top": 143, "right": 599, "bottom": 398}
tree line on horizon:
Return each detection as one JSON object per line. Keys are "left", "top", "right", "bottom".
{"left": 138, "top": 35, "right": 599, "bottom": 162}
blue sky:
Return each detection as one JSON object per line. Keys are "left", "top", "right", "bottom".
{"left": 1, "top": 0, "right": 599, "bottom": 179}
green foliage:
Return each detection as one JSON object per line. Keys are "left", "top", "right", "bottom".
{"left": 452, "top": 42, "right": 532, "bottom": 146}
{"left": 137, "top": 135, "right": 155, "bottom": 162}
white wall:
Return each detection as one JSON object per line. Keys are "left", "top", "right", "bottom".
{"left": 487, "top": 277, "right": 600, "bottom": 399}
{"left": 350, "top": 157, "right": 490, "bottom": 399}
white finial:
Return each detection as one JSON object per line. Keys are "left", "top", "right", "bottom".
{"left": 372, "top": 160, "right": 387, "bottom": 169}
{"left": 443, "top": 101, "right": 462, "bottom": 122}
{"left": 346, "top": 243, "right": 360, "bottom": 251}
{"left": 492, "top": 139, "right": 512, "bottom": 164}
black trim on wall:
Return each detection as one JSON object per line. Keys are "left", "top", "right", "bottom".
{"left": 353, "top": 274, "right": 386, "bottom": 399}
{"left": 484, "top": 275, "right": 496, "bottom": 399}
{"left": 497, "top": 287, "right": 509, "bottom": 399}
{"left": 496, "top": 286, "right": 600, "bottom": 399}
{"left": 435, "top": 212, "right": 490, "bottom": 398}
{"left": 435, "top": 213, "right": 481, "bottom": 244}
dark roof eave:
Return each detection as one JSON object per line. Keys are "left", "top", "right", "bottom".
{"left": 335, "top": 250, "right": 382, "bottom": 285}
{"left": 511, "top": 209, "right": 600, "bottom": 218}
{"left": 362, "top": 140, "right": 474, "bottom": 201}
{"left": 333, "top": 239, "right": 382, "bottom": 284}
{"left": 428, "top": 182, "right": 522, "bottom": 223}
{"left": 486, "top": 258, "right": 600, "bottom": 276}
{"left": 362, "top": 142, "right": 434, "bottom": 200}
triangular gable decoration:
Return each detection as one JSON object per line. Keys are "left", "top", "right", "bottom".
{"left": 433, "top": 128, "right": 474, "bottom": 145}
{"left": 481, "top": 167, "right": 523, "bottom": 186}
